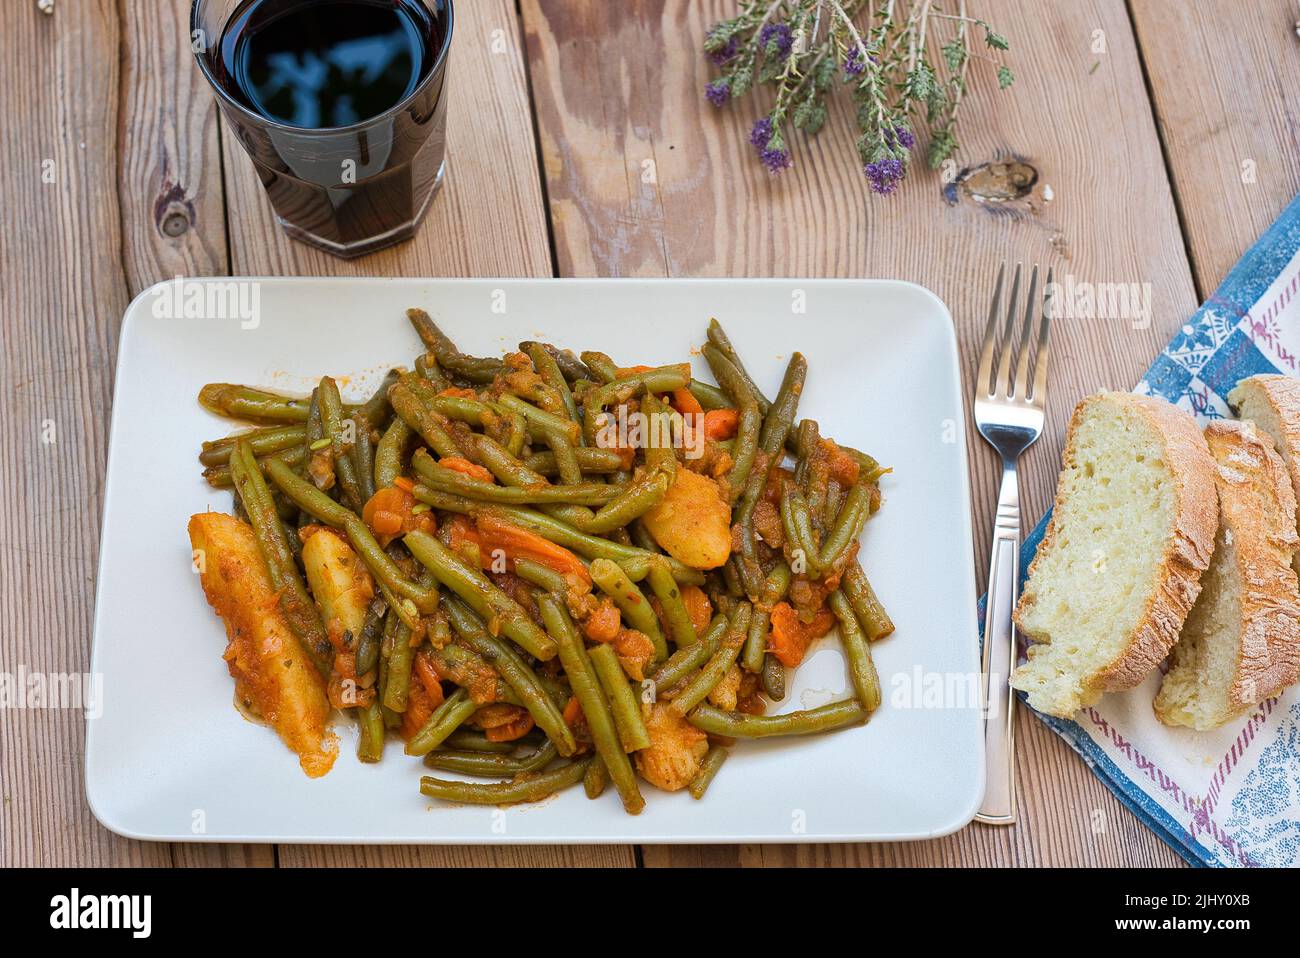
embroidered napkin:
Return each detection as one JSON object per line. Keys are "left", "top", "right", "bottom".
{"left": 993, "top": 192, "right": 1300, "bottom": 867}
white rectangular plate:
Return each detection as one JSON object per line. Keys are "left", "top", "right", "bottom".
{"left": 87, "top": 277, "right": 982, "bottom": 844}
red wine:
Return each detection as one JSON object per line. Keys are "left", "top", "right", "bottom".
{"left": 214, "top": 0, "right": 444, "bottom": 130}
{"left": 197, "top": 0, "right": 454, "bottom": 258}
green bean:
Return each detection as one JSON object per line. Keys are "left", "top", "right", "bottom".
{"left": 583, "top": 364, "right": 692, "bottom": 446}
{"left": 583, "top": 756, "right": 609, "bottom": 799}
{"left": 406, "top": 687, "right": 479, "bottom": 756}
{"left": 590, "top": 558, "right": 668, "bottom": 661}
{"left": 818, "top": 483, "right": 871, "bottom": 571}
{"left": 762, "top": 654, "right": 786, "bottom": 700}
{"left": 524, "top": 341, "right": 583, "bottom": 428}
{"left": 359, "top": 367, "right": 401, "bottom": 427}
{"left": 302, "top": 387, "right": 328, "bottom": 485}
{"left": 496, "top": 393, "right": 582, "bottom": 447}
{"left": 389, "top": 378, "right": 464, "bottom": 459}
{"left": 688, "top": 699, "right": 868, "bottom": 738}
{"left": 442, "top": 729, "right": 519, "bottom": 753}
{"left": 512, "top": 556, "right": 572, "bottom": 595}
{"left": 443, "top": 596, "right": 576, "bottom": 756}
{"left": 582, "top": 470, "right": 669, "bottom": 535}
{"left": 523, "top": 448, "right": 626, "bottom": 476}
{"left": 671, "top": 602, "right": 750, "bottom": 716}
{"left": 407, "top": 308, "right": 506, "bottom": 383}
{"left": 638, "top": 393, "right": 680, "bottom": 480}
{"left": 351, "top": 410, "right": 377, "bottom": 504}
{"left": 727, "top": 402, "right": 762, "bottom": 504}
{"left": 378, "top": 609, "right": 401, "bottom": 727}
{"left": 199, "top": 383, "right": 312, "bottom": 423}
{"left": 842, "top": 563, "right": 895, "bottom": 641}
{"left": 589, "top": 643, "right": 652, "bottom": 752}
{"left": 688, "top": 745, "right": 728, "bottom": 799}
{"left": 383, "top": 568, "right": 434, "bottom": 712}
{"left": 404, "top": 530, "right": 557, "bottom": 661}
{"left": 229, "top": 441, "right": 332, "bottom": 672}
{"left": 355, "top": 596, "right": 387, "bottom": 677}
{"left": 687, "top": 379, "right": 731, "bottom": 412}
{"left": 706, "top": 319, "right": 772, "bottom": 414}
{"left": 539, "top": 595, "right": 644, "bottom": 814}
{"left": 780, "top": 488, "right": 822, "bottom": 578}
{"left": 374, "top": 417, "right": 413, "bottom": 488}
{"left": 579, "top": 351, "right": 619, "bottom": 383}
{"left": 759, "top": 353, "right": 807, "bottom": 453}
{"left": 356, "top": 700, "right": 386, "bottom": 763}
{"left": 479, "top": 504, "right": 704, "bottom": 585}
{"left": 200, "top": 424, "right": 307, "bottom": 466}
{"left": 721, "top": 557, "right": 746, "bottom": 598}
{"left": 420, "top": 758, "right": 592, "bottom": 806}
{"left": 645, "top": 556, "right": 698, "bottom": 649}
{"left": 829, "top": 590, "right": 882, "bottom": 712}
{"left": 264, "top": 458, "right": 440, "bottom": 616}
{"left": 742, "top": 563, "right": 792, "bottom": 673}
{"left": 423, "top": 740, "right": 557, "bottom": 777}
{"left": 318, "top": 377, "right": 364, "bottom": 512}
{"left": 202, "top": 445, "right": 307, "bottom": 488}
{"left": 524, "top": 342, "right": 592, "bottom": 383}
{"left": 650, "top": 614, "right": 728, "bottom": 692}
{"left": 418, "top": 462, "right": 621, "bottom": 507}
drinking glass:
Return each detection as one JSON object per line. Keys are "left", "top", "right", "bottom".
{"left": 191, "top": 0, "right": 454, "bottom": 259}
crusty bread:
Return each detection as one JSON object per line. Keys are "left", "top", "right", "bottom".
{"left": 1154, "top": 420, "right": 1300, "bottom": 729}
{"left": 1011, "top": 392, "right": 1218, "bottom": 718}
{"left": 1228, "top": 374, "right": 1300, "bottom": 578}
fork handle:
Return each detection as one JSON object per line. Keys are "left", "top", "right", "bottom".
{"left": 977, "top": 459, "right": 1020, "bottom": 824}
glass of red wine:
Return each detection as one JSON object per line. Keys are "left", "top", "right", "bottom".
{"left": 191, "top": 0, "right": 454, "bottom": 259}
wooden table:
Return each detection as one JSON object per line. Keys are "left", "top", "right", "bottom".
{"left": 6, "top": 0, "right": 1298, "bottom": 868}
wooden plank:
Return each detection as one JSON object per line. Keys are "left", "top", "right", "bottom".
{"left": 208, "top": 0, "right": 626, "bottom": 867}
{"left": 522, "top": 0, "right": 1195, "bottom": 866}
{"left": 0, "top": 0, "right": 169, "bottom": 867}
{"left": 116, "top": 0, "right": 274, "bottom": 869}
{"left": 1132, "top": 0, "right": 1300, "bottom": 295}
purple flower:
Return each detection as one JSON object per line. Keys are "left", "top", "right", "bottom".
{"left": 844, "top": 47, "right": 865, "bottom": 77}
{"left": 709, "top": 35, "right": 739, "bottom": 65}
{"left": 750, "top": 117, "right": 774, "bottom": 149}
{"left": 705, "top": 79, "right": 730, "bottom": 107}
{"left": 759, "top": 146, "right": 792, "bottom": 173}
{"left": 864, "top": 157, "right": 905, "bottom": 194}
{"left": 891, "top": 125, "right": 916, "bottom": 150}
{"left": 759, "top": 22, "right": 793, "bottom": 60}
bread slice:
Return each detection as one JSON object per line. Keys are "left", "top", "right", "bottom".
{"left": 1154, "top": 421, "right": 1300, "bottom": 729}
{"left": 1227, "top": 375, "right": 1300, "bottom": 578}
{"left": 1010, "top": 392, "right": 1218, "bottom": 718}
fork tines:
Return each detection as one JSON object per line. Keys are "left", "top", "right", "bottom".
{"left": 977, "top": 263, "right": 1053, "bottom": 406}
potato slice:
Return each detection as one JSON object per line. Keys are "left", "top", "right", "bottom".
{"left": 189, "top": 512, "right": 337, "bottom": 778}
{"left": 301, "top": 526, "right": 375, "bottom": 640}
{"left": 641, "top": 468, "right": 731, "bottom": 570}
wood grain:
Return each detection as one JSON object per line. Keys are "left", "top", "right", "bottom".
{"left": 1131, "top": 0, "right": 1300, "bottom": 296}
{"left": 0, "top": 0, "right": 169, "bottom": 867}
{"left": 522, "top": 0, "right": 1197, "bottom": 866}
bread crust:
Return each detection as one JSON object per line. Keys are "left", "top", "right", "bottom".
{"left": 1013, "top": 392, "right": 1218, "bottom": 709}
{"left": 1228, "top": 375, "right": 1300, "bottom": 507}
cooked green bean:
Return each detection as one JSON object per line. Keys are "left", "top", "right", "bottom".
{"left": 589, "top": 643, "right": 652, "bottom": 752}
{"left": 582, "top": 364, "right": 692, "bottom": 446}
{"left": 590, "top": 558, "right": 668, "bottom": 661}
{"left": 423, "top": 740, "right": 557, "bottom": 777}
{"left": 357, "top": 700, "right": 386, "bottom": 763}
{"left": 727, "top": 402, "right": 762, "bottom": 504}
{"left": 389, "top": 378, "right": 464, "bottom": 459}
{"left": 383, "top": 567, "right": 435, "bottom": 712}
{"left": 200, "top": 424, "right": 307, "bottom": 466}
{"left": 523, "top": 341, "right": 592, "bottom": 383}
{"left": 264, "top": 458, "right": 439, "bottom": 616}
{"left": 688, "top": 699, "right": 868, "bottom": 738}
{"left": 355, "top": 595, "right": 387, "bottom": 677}
{"left": 319, "top": 376, "right": 364, "bottom": 512}
{"left": 199, "top": 383, "right": 312, "bottom": 423}
{"left": 687, "top": 379, "right": 731, "bottom": 411}
{"left": 671, "top": 601, "right": 750, "bottom": 716}
{"left": 706, "top": 319, "right": 772, "bottom": 414}
{"left": 351, "top": 410, "right": 377, "bottom": 504}
{"left": 523, "top": 448, "right": 627, "bottom": 476}
{"left": 539, "top": 594, "right": 644, "bottom": 814}
{"left": 404, "top": 530, "right": 557, "bottom": 661}
{"left": 443, "top": 596, "right": 576, "bottom": 756}
{"left": 842, "top": 563, "right": 895, "bottom": 641}
{"left": 759, "top": 353, "right": 807, "bottom": 454}
{"left": 650, "top": 614, "right": 727, "bottom": 693}
{"left": 742, "top": 563, "right": 792, "bottom": 673}
{"left": 407, "top": 308, "right": 506, "bottom": 383}
{"left": 202, "top": 444, "right": 307, "bottom": 488}
{"left": 442, "top": 729, "right": 519, "bottom": 753}
{"left": 829, "top": 589, "right": 882, "bottom": 712}
{"left": 818, "top": 483, "right": 871, "bottom": 571}
{"left": 229, "top": 440, "right": 332, "bottom": 673}
{"left": 419, "top": 461, "right": 622, "bottom": 507}
{"left": 420, "top": 758, "right": 592, "bottom": 806}
{"left": 496, "top": 393, "right": 582, "bottom": 447}
{"left": 374, "top": 417, "right": 413, "bottom": 488}
{"left": 524, "top": 341, "right": 583, "bottom": 427}
{"left": 579, "top": 351, "right": 619, "bottom": 383}
{"left": 406, "top": 687, "right": 479, "bottom": 756}
{"left": 583, "top": 756, "right": 609, "bottom": 799}
{"left": 688, "top": 745, "right": 728, "bottom": 799}
{"left": 582, "top": 470, "right": 669, "bottom": 534}
{"left": 762, "top": 653, "right": 786, "bottom": 700}
{"left": 512, "top": 556, "right": 571, "bottom": 594}
{"left": 646, "top": 556, "right": 698, "bottom": 648}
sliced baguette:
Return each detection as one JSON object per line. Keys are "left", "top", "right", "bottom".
{"left": 1227, "top": 374, "right": 1300, "bottom": 578}
{"left": 1010, "top": 392, "right": 1218, "bottom": 718}
{"left": 1154, "top": 420, "right": 1300, "bottom": 729}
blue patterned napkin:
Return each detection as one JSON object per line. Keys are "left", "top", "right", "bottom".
{"left": 988, "top": 192, "right": 1300, "bottom": 867}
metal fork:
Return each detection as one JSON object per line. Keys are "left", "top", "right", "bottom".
{"left": 972, "top": 263, "right": 1052, "bottom": 825}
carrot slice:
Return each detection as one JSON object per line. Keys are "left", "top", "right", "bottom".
{"left": 437, "top": 456, "right": 496, "bottom": 484}
{"left": 827, "top": 443, "right": 861, "bottom": 486}
{"left": 680, "top": 584, "right": 713, "bottom": 634}
{"left": 582, "top": 598, "right": 622, "bottom": 642}
{"left": 392, "top": 476, "right": 415, "bottom": 493}
{"left": 703, "top": 408, "right": 740, "bottom": 440}
{"left": 439, "top": 387, "right": 479, "bottom": 400}
{"left": 671, "top": 387, "right": 704, "bottom": 417}
{"left": 475, "top": 514, "right": 591, "bottom": 584}
{"left": 767, "top": 602, "right": 835, "bottom": 668}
